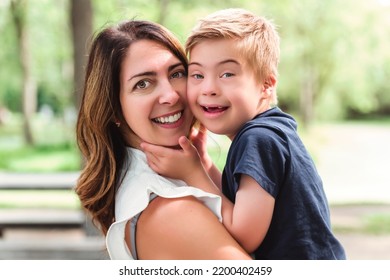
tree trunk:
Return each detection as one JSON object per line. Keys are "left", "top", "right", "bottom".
{"left": 70, "top": 0, "right": 93, "bottom": 111}
{"left": 157, "top": 0, "right": 170, "bottom": 25}
{"left": 10, "top": 0, "right": 36, "bottom": 146}
{"left": 300, "top": 65, "right": 315, "bottom": 128}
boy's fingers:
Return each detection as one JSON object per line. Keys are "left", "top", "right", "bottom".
{"left": 179, "top": 136, "right": 200, "bottom": 157}
{"left": 198, "top": 123, "right": 207, "bottom": 135}
{"left": 140, "top": 142, "right": 166, "bottom": 156}
{"left": 178, "top": 136, "right": 192, "bottom": 152}
{"left": 143, "top": 150, "right": 157, "bottom": 163}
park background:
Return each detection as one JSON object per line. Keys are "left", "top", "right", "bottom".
{"left": 0, "top": 0, "right": 389, "bottom": 259}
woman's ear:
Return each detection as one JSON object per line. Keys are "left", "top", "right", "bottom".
{"left": 112, "top": 118, "right": 121, "bottom": 127}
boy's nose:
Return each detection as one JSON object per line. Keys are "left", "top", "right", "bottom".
{"left": 201, "top": 78, "right": 218, "bottom": 96}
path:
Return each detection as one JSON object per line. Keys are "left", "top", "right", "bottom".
{"left": 307, "top": 122, "right": 390, "bottom": 259}
{"left": 306, "top": 122, "right": 390, "bottom": 204}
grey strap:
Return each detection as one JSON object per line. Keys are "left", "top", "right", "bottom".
{"left": 129, "top": 193, "right": 158, "bottom": 260}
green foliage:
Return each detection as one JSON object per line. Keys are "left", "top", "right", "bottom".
{"left": 1, "top": 0, "right": 390, "bottom": 120}
{"left": 1, "top": 0, "right": 390, "bottom": 156}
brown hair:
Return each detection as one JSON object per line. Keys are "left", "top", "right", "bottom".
{"left": 186, "top": 8, "right": 280, "bottom": 104}
{"left": 75, "top": 20, "right": 188, "bottom": 235}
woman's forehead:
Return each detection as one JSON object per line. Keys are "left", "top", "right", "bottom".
{"left": 121, "top": 40, "right": 181, "bottom": 79}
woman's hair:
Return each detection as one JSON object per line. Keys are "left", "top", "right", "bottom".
{"left": 186, "top": 8, "right": 280, "bottom": 104}
{"left": 75, "top": 20, "right": 188, "bottom": 235}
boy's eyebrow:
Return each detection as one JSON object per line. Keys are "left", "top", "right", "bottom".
{"left": 189, "top": 59, "right": 240, "bottom": 67}
{"left": 128, "top": 62, "right": 183, "bottom": 81}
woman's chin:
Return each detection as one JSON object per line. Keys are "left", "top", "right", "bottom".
{"left": 160, "top": 142, "right": 181, "bottom": 149}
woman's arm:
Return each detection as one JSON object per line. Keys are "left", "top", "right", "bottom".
{"left": 134, "top": 196, "right": 251, "bottom": 260}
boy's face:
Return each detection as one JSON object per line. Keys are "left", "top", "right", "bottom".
{"left": 187, "top": 39, "right": 273, "bottom": 140}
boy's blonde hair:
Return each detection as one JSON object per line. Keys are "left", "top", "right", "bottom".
{"left": 186, "top": 8, "right": 280, "bottom": 103}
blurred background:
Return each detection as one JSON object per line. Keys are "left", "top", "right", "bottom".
{"left": 0, "top": 0, "right": 389, "bottom": 260}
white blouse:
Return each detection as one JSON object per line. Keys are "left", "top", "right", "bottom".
{"left": 106, "top": 147, "right": 222, "bottom": 259}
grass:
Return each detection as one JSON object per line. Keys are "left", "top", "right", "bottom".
{"left": 0, "top": 113, "right": 81, "bottom": 173}
{"left": 363, "top": 214, "right": 390, "bottom": 234}
{"left": 333, "top": 213, "right": 390, "bottom": 235}
{"left": 0, "top": 189, "right": 80, "bottom": 210}
{"left": 331, "top": 203, "right": 390, "bottom": 235}
{"left": 0, "top": 143, "right": 80, "bottom": 172}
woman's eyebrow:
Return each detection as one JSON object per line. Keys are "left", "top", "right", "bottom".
{"left": 127, "top": 71, "right": 156, "bottom": 82}
{"left": 127, "top": 62, "right": 183, "bottom": 82}
{"left": 168, "top": 62, "right": 184, "bottom": 71}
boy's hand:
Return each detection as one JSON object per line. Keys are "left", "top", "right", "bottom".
{"left": 189, "top": 124, "right": 213, "bottom": 171}
{"left": 140, "top": 136, "right": 204, "bottom": 182}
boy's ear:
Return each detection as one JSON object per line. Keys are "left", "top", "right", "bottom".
{"left": 261, "top": 75, "right": 277, "bottom": 95}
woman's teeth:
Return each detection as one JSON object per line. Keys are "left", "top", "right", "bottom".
{"left": 154, "top": 112, "right": 182, "bottom": 124}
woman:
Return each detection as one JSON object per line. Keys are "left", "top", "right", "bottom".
{"left": 75, "top": 19, "right": 250, "bottom": 260}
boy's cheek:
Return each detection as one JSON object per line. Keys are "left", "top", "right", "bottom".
{"left": 186, "top": 86, "right": 198, "bottom": 100}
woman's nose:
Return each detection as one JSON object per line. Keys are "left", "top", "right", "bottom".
{"left": 159, "top": 83, "right": 180, "bottom": 105}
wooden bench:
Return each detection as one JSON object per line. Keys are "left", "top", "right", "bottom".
{"left": 0, "top": 172, "right": 108, "bottom": 259}
{"left": 0, "top": 238, "right": 109, "bottom": 260}
{"left": 0, "top": 172, "right": 99, "bottom": 236}
{"left": 0, "top": 209, "right": 86, "bottom": 236}
{"left": 0, "top": 172, "right": 81, "bottom": 190}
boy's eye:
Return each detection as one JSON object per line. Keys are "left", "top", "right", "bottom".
{"left": 135, "top": 80, "right": 151, "bottom": 89}
{"left": 191, "top": 73, "right": 204, "bottom": 79}
{"left": 221, "top": 72, "right": 234, "bottom": 78}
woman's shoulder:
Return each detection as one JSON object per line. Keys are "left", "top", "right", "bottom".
{"left": 135, "top": 196, "right": 250, "bottom": 260}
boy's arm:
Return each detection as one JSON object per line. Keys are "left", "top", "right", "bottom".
{"left": 188, "top": 161, "right": 274, "bottom": 252}
{"left": 233, "top": 175, "right": 274, "bottom": 252}
{"left": 141, "top": 137, "right": 274, "bottom": 252}
{"left": 189, "top": 125, "right": 222, "bottom": 189}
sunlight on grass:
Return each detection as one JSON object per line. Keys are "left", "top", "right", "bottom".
{"left": 0, "top": 113, "right": 81, "bottom": 172}
{"left": 3, "top": 148, "right": 80, "bottom": 172}
{"left": 332, "top": 212, "right": 390, "bottom": 235}
{"left": 0, "top": 190, "right": 80, "bottom": 210}
{"left": 363, "top": 214, "right": 390, "bottom": 235}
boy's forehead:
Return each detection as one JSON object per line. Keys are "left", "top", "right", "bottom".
{"left": 189, "top": 39, "right": 242, "bottom": 63}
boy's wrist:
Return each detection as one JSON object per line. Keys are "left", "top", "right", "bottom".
{"left": 186, "top": 164, "right": 209, "bottom": 187}
{"left": 201, "top": 154, "right": 213, "bottom": 172}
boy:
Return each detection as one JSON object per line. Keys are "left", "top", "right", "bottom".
{"left": 141, "top": 8, "right": 346, "bottom": 259}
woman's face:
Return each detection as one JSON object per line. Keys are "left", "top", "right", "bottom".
{"left": 119, "top": 39, "right": 193, "bottom": 148}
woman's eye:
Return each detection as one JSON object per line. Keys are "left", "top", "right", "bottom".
{"left": 135, "top": 80, "right": 150, "bottom": 89}
{"left": 171, "top": 70, "right": 186, "bottom": 79}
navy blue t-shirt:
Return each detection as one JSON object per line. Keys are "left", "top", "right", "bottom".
{"left": 222, "top": 107, "right": 346, "bottom": 259}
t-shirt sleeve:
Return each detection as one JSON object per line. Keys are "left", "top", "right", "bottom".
{"left": 231, "top": 127, "right": 289, "bottom": 198}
